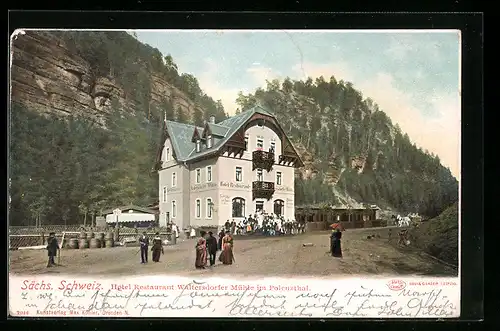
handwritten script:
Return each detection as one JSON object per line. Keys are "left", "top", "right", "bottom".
{"left": 9, "top": 276, "right": 460, "bottom": 318}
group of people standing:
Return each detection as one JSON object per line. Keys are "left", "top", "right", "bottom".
{"left": 223, "top": 213, "right": 305, "bottom": 236}
{"left": 195, "top": 230, "right": 234, "bottom": 269}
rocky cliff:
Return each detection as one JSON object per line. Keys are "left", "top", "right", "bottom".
{"left": 10, "top": 31, "right": 204, "bottom": 125}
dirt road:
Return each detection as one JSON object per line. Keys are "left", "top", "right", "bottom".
{"left": 9, "top": 227, "right": 457, "bottom": 277}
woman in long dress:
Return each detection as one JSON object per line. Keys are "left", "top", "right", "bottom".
{"left": 330, "top": 228, "right": 343, "bottom": 257}
{"left": 151, "top": 232, "right": 164, "bottom": 262}
{"left": 218, "top": 231, "right": 234, "bottom": 265}
{"left": 195, "top": 230, "right": 208, "bottom": 269}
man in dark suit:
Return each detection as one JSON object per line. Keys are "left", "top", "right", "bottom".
{"left": 139, "top": 232, "right": 149, "bottom": 264}
{"left": 46, "top": 232, "right": 59, "bottom": 267}
{"left": 206, "top": 231, "right": 218, "bottom": 266}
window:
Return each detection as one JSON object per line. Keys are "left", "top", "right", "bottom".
{"left": 164, "top": 147, "right": 170, "bottom": 161}
{"left": 255, "top": 201, "right": 264, "bottom": 213}
{"left": 172, "top": 172, "right": 177, "bottom": 187}
{"left": 245, "top": 136, "right": 249, "bottom": 150}
{"left": 162, "top": 186, "right": 167, "bottom": 202}
{"left": 196, "top": 168, "right": 201, "bottom": 184}
{"left": 206, "top": 166, "right": 212, "bottom": 182}
{"left": 235, "top": 167, "right": 242, "bottom": 182}
{"left": 276, "top": 171, "right": 282, "bottom": 185}
{"left": 232, "top": 197, "right": 246, "bottom": 218}
{"left": 207, "top": 135, "right": 212, "bottom": 148}
{"left": 257, "top": 138, "right": 264, "bottom": 149}
{"left": 195, "top": 199, "right": 201, "bottom": 218}
{"left": 206, "top": 198, "right": 213, "bottom": 218}
{"left": 171, "top": 200, "right": 177, "bottom": 218}
{"left": 257, "top": 169, "right": 263, "bottom": 181}
{"left": 270, "top": 141, "right": 275, "bottom": 153}
{"left": 196, "top": 139, "right": 201, "bottom": 152}
{"left": 274, "top": 199, "right": 284, "bottom": 216}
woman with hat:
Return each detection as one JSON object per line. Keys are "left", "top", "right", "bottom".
{"left": 330, "top": 228, "right": 343, "bottom": 258}
{"left": 218, "top": 231, "right": 234, "bottom": 265}
{"left": 151, "top": 232, "right": 164, "bottom": 262}
{"left": 195, "top": 230, "right": 208, "bottom": 269}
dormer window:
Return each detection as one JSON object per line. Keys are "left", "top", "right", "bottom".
{"left": 196, "top": 139, "right": 201, "bottom": 152}
{"left": 207, "top": 135, "right": 213, "bottom": 148}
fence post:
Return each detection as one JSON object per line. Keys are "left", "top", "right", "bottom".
{"left": 41, "top": 233, "right": 45, "bottom": 245}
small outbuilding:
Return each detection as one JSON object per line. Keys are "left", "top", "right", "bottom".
{"left": 295, "top": 203, "right": 381, "bottom": 230}
{"left": 101, "top": 205, "right": 157, "bottom": 228}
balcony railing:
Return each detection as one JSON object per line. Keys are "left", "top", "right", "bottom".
{"left": 252, "top": 150, "right": 275, "bottom": 172}
{"left": 252, "top": 181, "right": 275, "bottom": 200}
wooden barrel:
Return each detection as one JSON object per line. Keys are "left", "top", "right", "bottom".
{"left": 105, "top": 232, "right": 113, "bottom": 240}
{"left": 105, "top": 239, "right": 114, "bottom": 248}
{"left": 69, "top": 238, "right": 79, "bottom": 249}
{"left": 78, "top": 239, "right": 89, "bottom": 249}
{"left": 89, "top": 238, "right": 101, "bottom": 248}
{"left": 79, "top": 231, "right": 87, "bottom": 239}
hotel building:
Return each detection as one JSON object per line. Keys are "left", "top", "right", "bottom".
{"left": 153, "top": 105, "right": 304, "bottom": 230}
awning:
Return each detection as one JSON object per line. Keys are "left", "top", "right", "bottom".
{"left": 106, "top": 214, "right": 155, "bottom": 223}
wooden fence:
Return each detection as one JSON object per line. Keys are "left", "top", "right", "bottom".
{"left": 9, "top": 225, "right": 172, "bottom": 249}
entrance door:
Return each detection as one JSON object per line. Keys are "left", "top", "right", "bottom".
{"left": 255, "top": 200, "right": 264, "bottom": 213}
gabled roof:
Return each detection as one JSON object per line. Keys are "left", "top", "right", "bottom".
{"left": 164, "top": 121, "right": 203, "bottom": 160}
{"left": 101, "top": 205, "right": 156, "bottom": 215}
{"left": 155, "top": 105, "right": 302, "bottom": 167}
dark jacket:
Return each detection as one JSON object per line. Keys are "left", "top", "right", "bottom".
{"left": 152, "top": 237, "right": 163, "bottom": 252}
{"left": 331, "top": 231, "right": 342, "bottom": 240}
{"left": 206, "top": 236, "right": 218, "bottom": 254}
{"left": 46, "top": 237, "right": 59, "bottom": 256}
{"left": 139, "top": 236, "right": 149, "bottom": 247}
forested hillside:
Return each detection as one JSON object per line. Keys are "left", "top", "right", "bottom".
{"left": 236, "top": 78, "right": 458, "bottom": 217}
{"left": 9, "top": 31, "right": 458, "bottom": 226}
{"left": 9, "top": 103, "right": 161, "bottom": 226}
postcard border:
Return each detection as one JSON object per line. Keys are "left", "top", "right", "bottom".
{"left": 6, "top": 10, "right": 483, "bottom": 327}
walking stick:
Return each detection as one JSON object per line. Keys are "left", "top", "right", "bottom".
{"left": 58, "top": 232, "right": 66, "bottom": 265}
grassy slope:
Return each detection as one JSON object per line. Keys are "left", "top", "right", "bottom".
{"left": 410, "top": 202, "right": 459, "bottom": 266}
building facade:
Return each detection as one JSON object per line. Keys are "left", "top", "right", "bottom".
{"left": 154, "top": 106, "right": 303, "bottom": 230}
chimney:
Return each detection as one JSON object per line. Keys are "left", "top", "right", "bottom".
{"left": 209, "top": 115, "right": 215, "bottom": 124}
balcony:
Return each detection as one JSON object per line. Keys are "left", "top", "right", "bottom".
{"left": 252, "top": 181, "right": 275, "bottom": 200}
{"left": 252, "top": 150, "right": 275, "bottom": 172}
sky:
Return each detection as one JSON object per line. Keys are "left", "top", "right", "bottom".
{"left": 135, "top": 30, "right": 460, "bottom": 179}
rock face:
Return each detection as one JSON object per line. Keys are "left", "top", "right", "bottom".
{"left": 350, "top": 155, "right": 367, "bottom": 174}
{"left": 10, "top": 31, "right": 201, "bottom": 124}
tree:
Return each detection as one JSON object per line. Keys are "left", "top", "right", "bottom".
{"left": 265, "top": 79, "right": 280, "bottom": 92}
{"left": 164, "top": 54, "right": 178, "bottom": 73}
{"left": 176, "top": 106, "right": 189, "bottom": 123}
{"left": 282, "top": 77, "right": 293, "bottom": 93}
{"left": 192, "top": 108, "right": 204, "bottom": 126}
